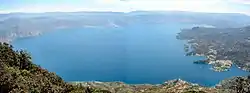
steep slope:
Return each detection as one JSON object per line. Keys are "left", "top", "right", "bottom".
{"left": 0, "top": 42, "right": 110, "bottom": 93}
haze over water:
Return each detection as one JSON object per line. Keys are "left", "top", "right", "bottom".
{"left": 12, "top": 23, "right": 249, "bottom": 86}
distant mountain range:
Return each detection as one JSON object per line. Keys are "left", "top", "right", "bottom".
{"left": 0, "top": 11, "right": 250, "bottom": 42}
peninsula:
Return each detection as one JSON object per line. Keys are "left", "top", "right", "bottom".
{"left": 177, "top": 26, "right": 250, "bottom": 72}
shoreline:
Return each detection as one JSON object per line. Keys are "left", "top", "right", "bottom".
{"left": 190, "top": 52, "right": 234, "bottom": 72}
{"left": 69, "top": 79, "right": 219, "bottom": 93}
{"left": 183, "top": 41, "right": 241, "bottom": 72}
{"left": 0, "top": 31, "right": 42, "bottom": 43}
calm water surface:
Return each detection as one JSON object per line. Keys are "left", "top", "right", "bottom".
{"left": 12, "top": 23, "right": 249, "bottom": 86}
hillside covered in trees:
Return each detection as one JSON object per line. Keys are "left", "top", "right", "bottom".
{"left": 0, "top": 42, "right": 249, "bottom": 93}
{"left": 0, "top": 42, "right": 111, "bottom": 93}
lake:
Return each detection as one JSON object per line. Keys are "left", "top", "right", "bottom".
{"left": 12, "top": 23, "right": 249, "bottom": 86}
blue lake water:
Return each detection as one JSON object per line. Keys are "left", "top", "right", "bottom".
{"left": 12, "top": 23, "right": 249, "bottom": 86}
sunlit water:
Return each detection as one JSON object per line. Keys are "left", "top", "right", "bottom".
{"left": 12, "top": 23, "right": 249, "bottom": 86}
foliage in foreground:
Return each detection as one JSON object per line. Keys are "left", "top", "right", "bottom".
{"left": 0, "top": 42, "right": 91, "bottom": 93}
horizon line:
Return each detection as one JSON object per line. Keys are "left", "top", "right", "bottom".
{"left": 0, "top": 10, "right": 249, "bottom": 16}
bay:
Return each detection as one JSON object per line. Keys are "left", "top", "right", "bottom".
{"left": 12, "top": 23, "right": 249, "bottom": 86}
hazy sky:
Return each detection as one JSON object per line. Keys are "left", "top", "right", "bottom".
{"left": 0, "top": 0, "right": 250, "bottom": 15}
